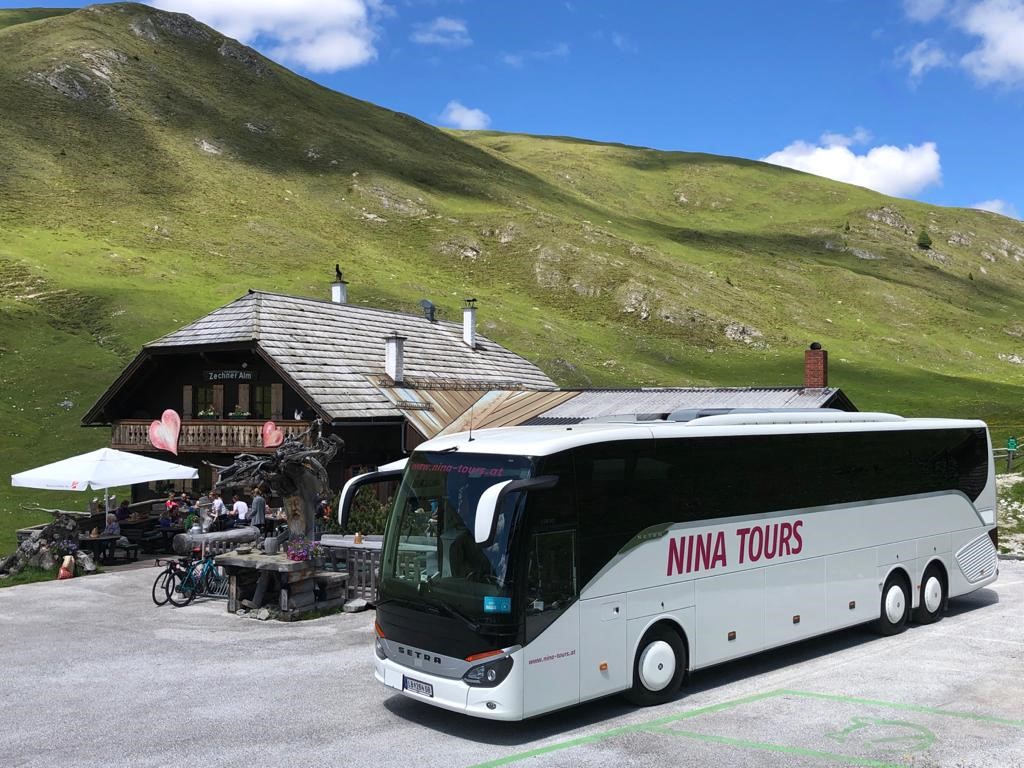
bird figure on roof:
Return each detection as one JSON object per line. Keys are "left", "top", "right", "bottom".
{"left": 335, "top": 263, "right": 344, "bottom": 281}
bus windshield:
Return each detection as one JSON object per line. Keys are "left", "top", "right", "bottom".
{"left": 380, "top": 452, "right": 534, "bottom": 624}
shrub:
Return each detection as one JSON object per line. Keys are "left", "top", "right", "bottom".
{"left": 916, "top": 229, "right": 932, "bottom": 249}
{"left": 344, "top": 488, "right": 391, "bottom": 535}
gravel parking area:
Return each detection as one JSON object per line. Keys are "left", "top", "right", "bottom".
{"left": 1, "top": 560, "right": 1022, "bottom": 768}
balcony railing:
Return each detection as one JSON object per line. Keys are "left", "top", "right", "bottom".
{"left": 111, "top": 419, "right": 313, "bottom": 454}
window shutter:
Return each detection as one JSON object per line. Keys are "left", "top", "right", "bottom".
{"left": 238, "top": 383, "right": 250, "bottom": 414}
{"left": 182, "top": 385, "right": 193, "bottom": 419}
{"left": 213, "top": 384, "right": 224, "bottom": 415}
{"left": 271, "top": 383, "right": 283, "bottom": 420}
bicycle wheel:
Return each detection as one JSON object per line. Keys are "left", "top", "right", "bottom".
{"left": 167, "top": 565, "right": 198, "bottom": 607}
{"left": 151, "top": 567, "right": 174, "bottom": 606}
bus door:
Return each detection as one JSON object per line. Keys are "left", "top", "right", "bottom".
{"left": 521, "top": 454, "right": 582, "bottom": 717}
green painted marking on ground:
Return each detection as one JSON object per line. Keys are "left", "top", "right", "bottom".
{"left": 646, "top": 726, "right": 902, "bottom": 768}
{"left": 465, "top": 688, "right": 1024, "bottom": 768}
{"left": 465, "top": 689, "right": 781, "bottom": 768}
{"left": 825, "top": 716, "right": 936, "bottom": 752}
{"left": 781, "top": 690, "right": 1024, "bottom": 729}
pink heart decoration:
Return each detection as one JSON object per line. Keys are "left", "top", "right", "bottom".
{"left": 262, "top": 420, "right": 285, "bottom": 448}
{"left": 149, "top": 409, "right": 181, "bottom": 455}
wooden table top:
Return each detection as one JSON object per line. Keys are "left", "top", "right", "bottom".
{"left": 214, "top": 551, "right": 314, "bottom": 572}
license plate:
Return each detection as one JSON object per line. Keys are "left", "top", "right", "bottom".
{"left": 403, "top": 676, "right": 434, "bottom": 698}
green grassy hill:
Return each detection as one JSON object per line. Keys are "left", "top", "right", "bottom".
{"left": 2, "top": 3, "right": 1023, "bottom": 548}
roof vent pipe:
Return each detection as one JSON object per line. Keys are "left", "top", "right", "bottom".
{"left": 331, "top": 263, "right": 349, "bottom": 304}
{"left": 463, "top": 298, "right": 477, "bottom": 349}
{"left": 804, "top": 342, "right": 828, "bottom": 388}
{"left": 385, "top": 333, "right": 406, "bottom": 384}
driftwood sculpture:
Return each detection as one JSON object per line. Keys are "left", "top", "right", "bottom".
{"left": 211, "top": 419, "right": 343, "bottom": 540}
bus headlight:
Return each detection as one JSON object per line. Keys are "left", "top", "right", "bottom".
{"left": 463, "top": 656, "right": 513, "bottom": 687}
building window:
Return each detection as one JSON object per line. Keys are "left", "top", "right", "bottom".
{"left": 253, "top": 383, "right": 272, "bottom": 420}
{"left": 195, "top": 385, "right": 215, "bottom": 416}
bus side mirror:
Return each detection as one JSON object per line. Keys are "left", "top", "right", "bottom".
{"left": 474, "top": 475, "right": 558, "bottom": 545}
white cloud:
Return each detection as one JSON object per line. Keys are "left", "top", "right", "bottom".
{"left": 439, "top": 100, "right": 490, "bottom": 130}
{"left": 411, "top": 17, "right": 471, "bottom": 47}
{"left": 904, "top": 0, "right": 947, "bottom": 22}
{"left": 819, "top": 127, "right": 872, "bottom": 147}
{"left": 501, "top": 43, "right": 569, "bottom": 68}
{"left": 972, "top": 198, "right": 1021, "bottom": 218}
{"left": 611, "top": 33, "right": 637, "bottom": 53}
{"left": 899, "top": 39, "right": 950, "bottom": 80}
{"left": 147, "top": 0, "right": 382, "bottom": 72}
{"left": 762, "top": 133, "right": 942, "bottom": 197}
{"left": 958, "top": 0, "right": 1024, "bottom": 86}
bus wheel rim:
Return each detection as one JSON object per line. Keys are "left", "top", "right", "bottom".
{"left": 923, "top": 576, "right": 943, "bottom": 613}
{"left": 639, "top": 640, "right": 675, "bottom": 691}
{"left": 885, "top": 584, "right": 905, "bottom": 624}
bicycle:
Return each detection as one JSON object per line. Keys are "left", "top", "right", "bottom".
{"left": 166, "top": 551, "right": 227, "bottom": 606}
{"left": 151, "top": 556, "right": 187, "bottom": 606}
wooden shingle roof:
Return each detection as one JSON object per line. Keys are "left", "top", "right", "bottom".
{"left": 147, "top": 292, "right": 557, "bottom": 421}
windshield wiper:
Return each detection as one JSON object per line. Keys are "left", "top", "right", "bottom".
{"left": 418, "top": 579, "right": 480, "bottom": 632}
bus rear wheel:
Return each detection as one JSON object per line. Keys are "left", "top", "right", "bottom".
{"left": 913, "top": 563, "right": 946, "bottom": 625}
{"left": 624, "top": 625, "right": 686, "bottom": 706}
{"left": 875, "top": 571, "right": 910, "bottom": 635}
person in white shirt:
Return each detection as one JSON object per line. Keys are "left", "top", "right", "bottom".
{"left": 209, "top": 491, "right": 227, "bottom": 531}
{"left": 232, "top": 494, "right": 250, "bottom": 527}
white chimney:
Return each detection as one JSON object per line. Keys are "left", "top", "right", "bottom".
{"left": 385, "top": 333, "right": 406, "bottom": 383}
{"left": 462, "top": 299, "right": 477, "bottom": 349}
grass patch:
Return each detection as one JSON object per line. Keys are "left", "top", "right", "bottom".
{"left": 0, "top": 565, "right": 60, "bottom": 588}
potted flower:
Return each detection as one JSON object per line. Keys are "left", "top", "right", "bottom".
{"left": 228, "top": 405, "right": 251, "bottom": 419}
{"left": 196, "top": 407, "right": 217, "bottom": 420}
{"left": 311, "top": 542, "right": 326, "bottom": 569}
{"left": 286, "top": 536, "right": 314, "bottom": 562}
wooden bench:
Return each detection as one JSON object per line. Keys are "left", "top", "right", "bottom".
{"left": 115, "top": 542, "right": 140, "bottom": 562}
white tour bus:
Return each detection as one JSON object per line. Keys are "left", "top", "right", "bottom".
{"left": 340, "top": 410, "right": 999, "bottom": 721}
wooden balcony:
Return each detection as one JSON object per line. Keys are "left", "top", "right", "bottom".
{"left": 111, "top": 419, "right": 313, "bottom": 454}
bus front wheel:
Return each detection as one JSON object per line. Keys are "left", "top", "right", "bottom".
{"left": 624, "top": 625, "right": 686, "bottom": 706}
{"left": 875, "top": 571, "right": 910, "bottom": 635}
{"left": 913, "top": 563, "right": 946, "bottom": 625}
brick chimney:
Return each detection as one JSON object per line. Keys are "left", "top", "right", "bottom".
{"left": 385, "top": 333, "right": 406, "bottom": 384}
{"left": 804, "top": 342, "right": 828, "bottom": 388}
{"left": 462, "top": 298, "right": 477, "bottom": 349}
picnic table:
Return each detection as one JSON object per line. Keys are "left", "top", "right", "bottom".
{"left": 77, "top": 534, "right": 120, "bottom": 564}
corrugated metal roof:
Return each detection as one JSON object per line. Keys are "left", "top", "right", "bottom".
{"left": 529, "top": 388, "right": 847, "bottom": 423}
{"left": 146, "top": 292, "right": 557, "bottom": 421}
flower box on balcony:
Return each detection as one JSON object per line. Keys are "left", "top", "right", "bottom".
{"left": 228, "top": 414, "right": 250, "bottom": 420}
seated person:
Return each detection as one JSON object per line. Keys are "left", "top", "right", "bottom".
{"left": 102, "top": 514, "right": 120, "bottom": 536}
{"left": 180, "top": 491, "right": 195, "bottom": 513}
{"left": 115, "top": 499, "right": 131, "bottom": 521}
{"left": 157, "top": 508, "right": 172, "bottom": 528}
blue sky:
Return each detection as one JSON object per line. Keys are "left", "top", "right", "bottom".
{"left": 9, "top": 0, "right": 1024, "bottom": 218}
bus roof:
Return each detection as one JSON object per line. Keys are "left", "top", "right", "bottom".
{"left": 414, "top": 412, "right": 989, "bottom": 458}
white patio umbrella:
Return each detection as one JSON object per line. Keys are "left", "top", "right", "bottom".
{"left": 11, "top": 448, "right": 198, "bottom": 511}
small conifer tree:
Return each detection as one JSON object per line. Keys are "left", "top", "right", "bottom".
{"left": 917, "top": 229, "right": 932, "bottom": 250}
